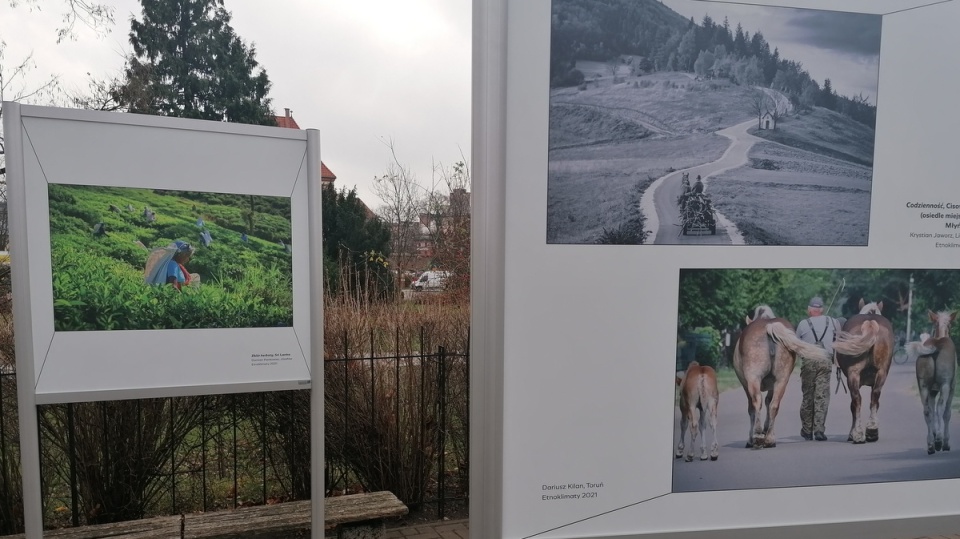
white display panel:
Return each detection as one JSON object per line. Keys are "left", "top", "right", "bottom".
{"left": 474, "top": 0, "right": 960, "bottom": 537}
{"left": 4, "top": 105, "right": 314, "bottom": 403}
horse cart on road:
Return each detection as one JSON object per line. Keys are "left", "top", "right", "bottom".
{"left": 677, "top": 173, "right": 717, "bottom": 236}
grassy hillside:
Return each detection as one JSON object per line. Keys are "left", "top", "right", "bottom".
{"left": 549, "top": 102, "right": 652, "bottom": 148}
{"left": 551, "top": 72, "right": 756, "bottom": 138}
{"left": 751, "top": 107, "right": 876, "bottom": 167}
{"left": 49, "top": 184, "right": 294, "bottom": 331}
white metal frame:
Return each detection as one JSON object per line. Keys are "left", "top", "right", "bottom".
{"left": 3, "top": 103, "right": 324, "bottom": 537}
{"left": 470, "top": 1, "right": 960, "bottom": 537}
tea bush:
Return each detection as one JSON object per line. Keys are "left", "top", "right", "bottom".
{"left": 49, "top": 184, "right": 294, "bottom": 331}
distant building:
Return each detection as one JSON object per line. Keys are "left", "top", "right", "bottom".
{"left": 761, "top": 111, "right": 773, "bottom": 130}
{"left": 275, "top": 108, "right": 336, "bottom": 186}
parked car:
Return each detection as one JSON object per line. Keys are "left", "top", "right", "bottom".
{"left": 413, "top": 270, "right": 450, "bottom": 292}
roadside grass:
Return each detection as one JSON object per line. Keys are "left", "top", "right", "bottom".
{"left": 715, "top": 367, "right": 742, "bottom": 394}
{"left": 750, "top": 142, "right": 873, "bottom": 181}
{"left": 751, "top": 107, "right": 876, "bottom": 167}
{"left": 547, "top": 134, "right": 727, "bottom": 244}
{"left": 709, "top": 170, "right": 871, "bottom": 246}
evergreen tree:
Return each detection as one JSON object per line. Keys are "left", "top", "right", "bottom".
{"left": 322, "top": 186, "right": 393, "bottom": 297}
{"left": 114, "top": 0, "right": 275, "bottom": 125}
{"left": 733, "top": 23, "right": 748, "bottom": 57}
{"left": 819, "top": 78, "right": 837, "bottom": 110}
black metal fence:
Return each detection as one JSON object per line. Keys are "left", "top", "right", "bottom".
{"left": 0, "top": 332, "right": 468, "bottom": 534}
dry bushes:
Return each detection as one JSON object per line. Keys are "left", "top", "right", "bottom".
{"left": 0, "top": 265, "right": 22, "bottom": 534}
{"left": 323, "top": 295, "right": 469, "bottom": 507}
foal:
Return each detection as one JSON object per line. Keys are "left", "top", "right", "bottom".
{"left": 675, "top": 362, "right": 719, "bottom": 462}
{"left": 911, "top": 311, "right": 957, "bottom": 454}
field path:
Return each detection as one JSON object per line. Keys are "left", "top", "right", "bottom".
{"left": 673, "top": 358, "right": 960, "bottom": 491}
{"left": 643, "top": 119, "right": 763, "bottom": 244}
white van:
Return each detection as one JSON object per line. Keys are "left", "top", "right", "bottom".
{"left": 413, "top": 270, "right": 450, "bottom": 292}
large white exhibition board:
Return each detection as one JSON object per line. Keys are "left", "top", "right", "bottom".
{"left": 4, "top": 105, "right": 315, "bottom": 403}
{"left": 474, "top": 0, "right": 960, "bottom": 537}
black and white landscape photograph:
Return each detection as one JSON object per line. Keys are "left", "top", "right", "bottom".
{"left": 546, "top": 0, "right": 881, "bottom": 245}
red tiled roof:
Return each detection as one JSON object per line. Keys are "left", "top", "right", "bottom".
{"left": 276, "top": 115, "right": 300, "bottom": 129}
{"left": 275, "top": 111, "right": 335, "bottom": 183}
{"left": 321, "top": 162, "right": 336, "bottom": 182}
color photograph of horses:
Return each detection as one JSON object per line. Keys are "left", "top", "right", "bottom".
{"left": 49, "top": 184, "right": 294, "bottom": 331}
{"left": 547, "top": 0, "right": 880, "bottom": 245}
{"left": 673, "top": 268, "right": 960, "bottom": 492}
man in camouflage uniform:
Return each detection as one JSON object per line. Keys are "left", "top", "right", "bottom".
{"left": 797, "top": 296, "right": 841, "bottom": 441}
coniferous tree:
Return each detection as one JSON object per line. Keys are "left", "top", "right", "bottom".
{"left": 820, "top": 78, "right": 837, "bottom": 110}
{"left": 114, "top": 0, "right": 275, "bottom": 125}
{"left": 322, "top": 186, "right": 393, "bottom": 298}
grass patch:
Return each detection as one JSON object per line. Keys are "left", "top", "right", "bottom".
{"left": 709, "top": 170, "right": 870, "bottom": 246}
{"left": 547, "top": 134, "right": 728, "bottom": 244}
{"left": 715, "top": 367, "right": 742, "bottom": 394}
{"left": 750, "top": 107, "right": 875, "bottom": 167}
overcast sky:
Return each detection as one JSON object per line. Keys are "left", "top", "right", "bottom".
{"left": 0, "top": 0, "right": 472, "bottom": 208}
{"left": 660, "top": 0, "right": 881, "bottom": 103}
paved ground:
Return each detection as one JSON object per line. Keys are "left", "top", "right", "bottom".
{"left": 645, "top": 118, "right": 757, "bottom": 245}
{"left": 674, "top": 358, "right": 960, "bottom": 491}
{"left": 384, "top": 519, "right": 468, "bottom": 538}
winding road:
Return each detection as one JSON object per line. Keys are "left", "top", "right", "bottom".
{"left": 673, "top": 358, "right": 960, "bottom": 492}
{"left": 642, "top": 118, "right": 764, "bottom": 245}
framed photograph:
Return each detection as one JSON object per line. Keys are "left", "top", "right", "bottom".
{"left": 674, "top": 268, "right": 960, "bottom": 493}
{"left": 4, "top": 104, "right": 316, "bottom": 404}
{"left": 546, "top": 1, "right": 882, "bottom": 246}
{"left": 472, "top": 1, "right": 960, "bottom": 538}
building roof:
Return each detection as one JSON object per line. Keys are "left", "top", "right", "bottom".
{"left": 275, "top": 108, "right": 336, "bottom": 183}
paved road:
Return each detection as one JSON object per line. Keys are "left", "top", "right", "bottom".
{"left": 644, "top": 119, "right": 761, "bottom": 245}
{"left": 673, "top": 358, "right": 960, "bottom": 491}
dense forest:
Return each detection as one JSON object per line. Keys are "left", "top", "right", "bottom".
{"left": 550, "top": 0, "right": 878, "bottom": 128}
{"left": 678, "top": 269, "right": 960, "bottom": 338}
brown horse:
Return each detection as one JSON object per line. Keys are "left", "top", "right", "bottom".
{"left": 675, "top": 361, "right": 719, "bottom": 462}
{"left": 910, "top": 310, "right": 957, "bottom": 454}
{"left": 733, "top": 305, "right": 832, "bottom": 448}
{"left": 834, "top": 300, "right": 894, "bottom": 443}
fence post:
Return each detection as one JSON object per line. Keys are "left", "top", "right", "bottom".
{"left": 0, "top": 372, "right": 7, "bottom": 532}
{"left": 370, "top": 328, "right": 376, "bottom": 429}
{"left": 170, "top": 399, "right": 176, "bottom": 514}
{"left": 465, "top": 328, "right": 471, "bottom": 503}
{"left": 67, "top": 403, "right": 79, "bottom": 526}
{"left": 436, "top": 346, "right": 447, "bottom": 520}
{"left": 417, "top": 327, "right": 426, "bottom": 508}
{"left": 201, "top": 396, "right": 207, "bottom": 512}
{"left": 394, "top": 328, "right": 400, "bottom": 478}
{"left": 261, "top": 393, "right": 267, "bottom": 504}
{"left": 231, "top": 395, "right": 238, "bottom": 509}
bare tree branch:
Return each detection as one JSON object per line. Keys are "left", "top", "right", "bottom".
{"left": 373, "top": 138, "right": 428, "bottom": 295}
{"left": 8, "top": 0, "right": 116, "bottom": 42}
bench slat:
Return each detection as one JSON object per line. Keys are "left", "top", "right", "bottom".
{"left": 2, "top": 493, "right": 408, "bottom": 539}
{"left": 324, "top": 492, "right": 408, "bottom": 527}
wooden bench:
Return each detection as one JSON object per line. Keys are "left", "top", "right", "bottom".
{"left": 3, "top": 492, "right": 408, "bottom": 539}
{"left": 324, "top": 492, "right": 408, "bottom": 539}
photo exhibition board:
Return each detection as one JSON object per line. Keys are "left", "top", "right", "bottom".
{"left": 479, "top": 0, "right": 960, "bottom": 537}
{"left": 3, "top": 104, "right": 315, "bottom": 404}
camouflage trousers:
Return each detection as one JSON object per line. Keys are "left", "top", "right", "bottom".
{"left": 800, "top": 356, "right": 832, "bottom": 435}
